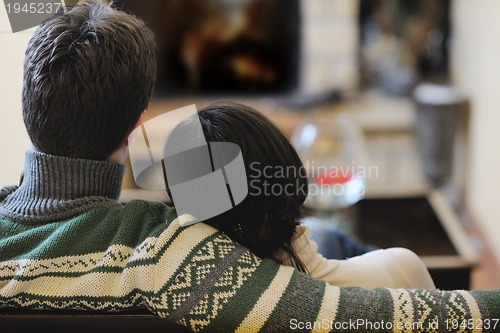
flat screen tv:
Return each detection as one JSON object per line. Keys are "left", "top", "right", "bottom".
{"left": 119, "top": 0, "right": 301, "bottom": 98}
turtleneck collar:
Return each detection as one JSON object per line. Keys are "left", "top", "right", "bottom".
{"left": 0, "top": 149, "right": 125, "bottom": 224}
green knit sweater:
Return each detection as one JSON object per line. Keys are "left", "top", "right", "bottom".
{"left": 0, "top": 151, "right": 499, "bottom": 332}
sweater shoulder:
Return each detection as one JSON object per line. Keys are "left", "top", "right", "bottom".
{"left": 116, "top": 200, "right": 177, "bottom": 225}
{"left": 0, "top": 199, "right": 177, "bottom": 261}
{"left": 79, "top": 200, "right": 178, "bottom": 246}
{"left": 86, "top": 199, "right": 178, "bottom": 229}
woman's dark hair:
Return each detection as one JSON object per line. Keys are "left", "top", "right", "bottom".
{"left": 178, "top": 101, "right": 309, "bottom": 272}
{"left": 22, "top": 0, "right": 157, "bottom": 160}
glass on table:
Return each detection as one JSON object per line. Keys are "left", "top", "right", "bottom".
{"left": 292, "top": 113, "right": 369, "bottom": 234}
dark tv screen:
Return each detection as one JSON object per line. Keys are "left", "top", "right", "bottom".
{"left": 120, "top": 0, "right": 301, "bottom": 97}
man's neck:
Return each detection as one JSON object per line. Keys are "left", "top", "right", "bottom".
{"left": 107, "top": 144, "right": 129, "bottom": 164}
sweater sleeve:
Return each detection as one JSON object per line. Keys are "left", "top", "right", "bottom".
{"left": 182, "top": 257, "right": 500, "bottom": 332}
{"left": 321, "top": 286, "right": 500, "bottom": 333}
{"left": 152, "top": 221, "right": 500, "bottom": 333}
{"left": 292, "top": 226, "right": 436, "bottom": 289}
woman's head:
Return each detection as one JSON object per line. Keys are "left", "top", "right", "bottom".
{"left": 192, "top": 101, "right": 308, "bottom": 270}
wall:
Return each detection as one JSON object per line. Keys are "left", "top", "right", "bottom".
{"left": 299, "top": 0, "right": 359, "bottom": 94}
{"left": 451, "top": 0, "right": 500, "bottom": 260}
{"left": 0, "top": 7, "right": 32, "bottom": 186}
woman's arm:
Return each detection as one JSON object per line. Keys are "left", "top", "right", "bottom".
{"left": 291, "top": 226, "right": 436, "bottom": 289}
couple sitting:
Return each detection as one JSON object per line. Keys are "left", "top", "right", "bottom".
{"left": 0, "top": 1, "right": 498, "bottom": 332}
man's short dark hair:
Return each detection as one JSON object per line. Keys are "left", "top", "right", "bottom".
{"left": 22, "top": 0, "right": 157, "bottom": 160}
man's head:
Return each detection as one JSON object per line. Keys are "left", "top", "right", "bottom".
{"left": 22, "top": 0, "right": 157, "bottom": 160}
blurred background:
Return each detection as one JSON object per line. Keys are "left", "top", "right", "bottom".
{"left": 1, "top": 0, "right": 499, "bottom": 289}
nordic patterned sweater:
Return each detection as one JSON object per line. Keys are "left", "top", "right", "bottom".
{"left": 0, "top": 150, "right": 499, "bottom": 332}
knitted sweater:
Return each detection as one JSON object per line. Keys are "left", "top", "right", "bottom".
{"left": 0, "top": 151, "right": 499, "bottom": 332}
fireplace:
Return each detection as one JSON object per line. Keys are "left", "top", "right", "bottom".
{"left": 121, "top": 0, "right": 300, "bottom": 97}
{"left": 117, "top": 0, "right": 362, "bottom": 104}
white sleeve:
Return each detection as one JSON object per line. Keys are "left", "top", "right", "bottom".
{"left": 293, "top": 227, "right": 436, "bottom": 289}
